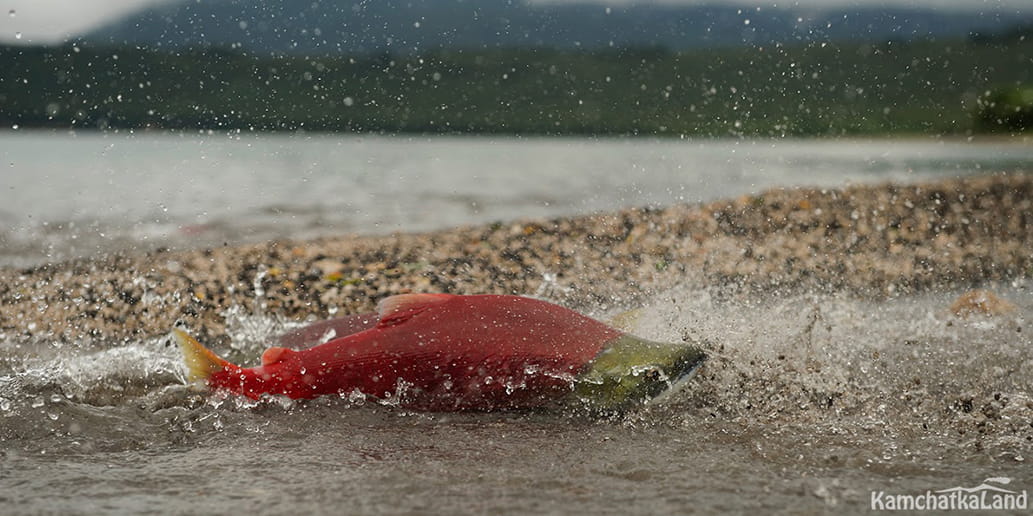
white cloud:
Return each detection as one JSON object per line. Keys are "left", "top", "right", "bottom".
{"left": 0, "top": 0, "right": 169, "bottom": 44}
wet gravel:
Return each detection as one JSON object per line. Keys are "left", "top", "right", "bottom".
{"left": 0, "top": 174, "right": 1029, "bottom": 344}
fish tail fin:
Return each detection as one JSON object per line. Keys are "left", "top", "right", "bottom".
{"left": 172, "top": 328, "right": 233, "bottom": 382}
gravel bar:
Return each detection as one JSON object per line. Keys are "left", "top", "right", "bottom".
{"left": 1, "top": 174, "right": 1030, "bottom": 343}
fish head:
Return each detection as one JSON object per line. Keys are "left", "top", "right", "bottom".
{"left": 571, "top": 334, "right": 706, "bottom": 414}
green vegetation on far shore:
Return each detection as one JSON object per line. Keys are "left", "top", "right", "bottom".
{"left": 977, "top": 85, "right": 1033, "bottom": 133}
{"left": 1, "top": 36, "right": 1032, "bottom": 136}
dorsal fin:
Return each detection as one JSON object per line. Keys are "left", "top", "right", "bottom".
{"left": 376, "top": 293, "right": 453, "bottom": 327}
{"left": 261, "top": 346, "right": 295, "bottom": 366}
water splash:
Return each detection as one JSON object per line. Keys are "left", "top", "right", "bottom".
{"left": 621, "top": 281, "right": 1032, "bottom": 455}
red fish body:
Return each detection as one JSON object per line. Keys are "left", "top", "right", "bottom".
{"left": 175, "top": 293, "right": 704, "bottom": 412}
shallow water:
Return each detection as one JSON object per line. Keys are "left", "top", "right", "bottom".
{"left": 2, "top": 281, "right": 1030, "bottom": 514}
{"left": 2, "top": 131, "right": 1032, "bottom": 267}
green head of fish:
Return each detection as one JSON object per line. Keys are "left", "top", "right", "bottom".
{"left": 571, "top": 334, "right": 706, "bottom": 414}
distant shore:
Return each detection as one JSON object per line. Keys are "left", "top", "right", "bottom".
{"left": 3, "top": 38, "right": 1032, "bottom": 137}
{"left": 1, "top": 174, "right": 1030, "bottom": 342}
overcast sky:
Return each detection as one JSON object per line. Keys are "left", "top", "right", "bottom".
{"left": 1, "top": 0, "right": 165, "bottom": 44}
{"left": 1, "top": 0, "right": 1029, "bottom": 44}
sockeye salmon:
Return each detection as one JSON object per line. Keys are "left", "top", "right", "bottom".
{"left": 173, "top": 293, "right": 705, "bottom": 412}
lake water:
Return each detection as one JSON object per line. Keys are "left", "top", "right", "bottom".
{"left": 2, "top": 131, "right": 1031, "bottom": 267}
{"left": 1, "top": 132, "right": 1032, "bottom": 515}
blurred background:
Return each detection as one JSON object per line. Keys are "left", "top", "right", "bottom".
{"left": 4, "top": 0, "right": 1033, "bottom": 135}
{"left": 1, "top": 0, "right": 1032, "bottom": 265}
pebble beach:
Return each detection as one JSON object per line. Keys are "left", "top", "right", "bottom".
{"left": 1, "top": 173, "right": 1029, "bottom": 343}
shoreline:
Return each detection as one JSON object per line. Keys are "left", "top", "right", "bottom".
{"left": 1, "top": 173, "right": 1030, "bottom": 342}
{"left": 4, "top": 127, "right": 1033, "bottom": 144}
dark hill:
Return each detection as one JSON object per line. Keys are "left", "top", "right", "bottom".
{"left": 80, "top": 0, "right": 1032, "bottom": 53}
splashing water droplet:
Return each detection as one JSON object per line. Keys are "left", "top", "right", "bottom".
{"left": 8, "top": 9, "right": 15, "bottom": 18}
{"left": 347, "top": 389, "right": 366, "bottom": 404}
{"left": 14, "top": 32, "right": 21, "bottom": 40}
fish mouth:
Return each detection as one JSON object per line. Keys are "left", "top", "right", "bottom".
{"left": 643, "top": 348, "right": 706, "bottom": 407}
{"left": 571, "top": 334, "right": 707, "bottom": 414}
